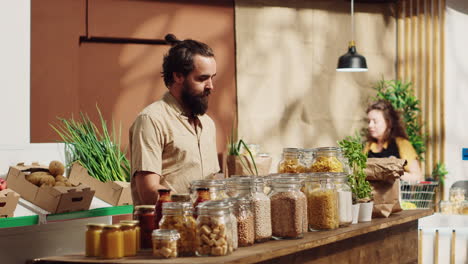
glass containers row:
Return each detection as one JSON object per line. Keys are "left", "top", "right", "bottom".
{"left": 278, "top": 147, "right": 349, "bottom": 174}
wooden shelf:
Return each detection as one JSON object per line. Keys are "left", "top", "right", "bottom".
{"left": 34, "top": 209, "right": 433, "bottom": 264}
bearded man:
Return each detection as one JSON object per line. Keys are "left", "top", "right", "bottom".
{"left": 129, "top": 34, "right": 220, "bottom": 205}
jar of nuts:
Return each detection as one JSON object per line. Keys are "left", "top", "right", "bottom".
{"left": 278, "top": 148, "right": 306, "bottom": 173}
{"left": 195, "top": 200, "right": 234, "bottom": 256}
{"left": 310, "top": 147, "right": 348, "bottom": 173}
{"left": 159, "top": 202, "right": 197, "bottom": 256}
{"left": 305, "top": 172, "right": 339, "bottom": 231}
{"left": 269, "top": 177, "right": 306, "bottom": 239}
{"left": 234, "top": 198, "right": 254, "bottom": 247}
{"left": 152, "top": 229, "right": 180, "bottom": 258}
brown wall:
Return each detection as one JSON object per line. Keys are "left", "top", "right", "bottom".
{"left": 31, "top": 0, "right": 236, "bottom": 161}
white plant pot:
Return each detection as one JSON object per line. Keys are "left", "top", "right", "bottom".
{"left": 352, "top": 203, "right": 360, "bottom": 224}
{"left": 358, "top": 201, "right": 374, "bottom": 223}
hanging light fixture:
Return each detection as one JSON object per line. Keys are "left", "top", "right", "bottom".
{"left": 336, "top": 0, "right": 368, "bottom": 72}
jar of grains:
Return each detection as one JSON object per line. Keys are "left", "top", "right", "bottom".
{"left": 251, "top": 178, "right": 272, "bottom": 242}
{"left": 225, "top": 198, "right": 239, "bottom": 250}
{"left": 299, "top": 148, "right": 315, "bottom": 172}
{"left": 334, "top": 173, "right": 353, "bottom": 227}
{"left": 310, "top": 147, "right": 346, "bottom": 173}
{"left": 159, "top": 202, "right": 197, "bottom": 256}
{"left": 278, "top": 148, "right": 306, "bottom": 173}
{"left": 152, "top": 229, "right": 180, "bottom": 259}
{"left": 234, "top": 197, "right": 255, "bottom": 247}
{"left": 133, "top": 205, "right": 156, "bottom": 249}
{"left": 269, "top": 177, "right": 306, "bottom": 239}
{"left": 190, "top": 179, "right": 228, "bottom": 202}
{"left": 305, "top": 173, "right": 339, "bottom": 231}
{"left": 195, "top": 200, "right": 234, "bottom": 256}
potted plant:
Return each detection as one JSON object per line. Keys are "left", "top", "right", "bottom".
{"left": 338, "top": 133, "right": 373, "bottom": 223}
{"left": 226, "top": 124, "right": 259, "bottom": 177}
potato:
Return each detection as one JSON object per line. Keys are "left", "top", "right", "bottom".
{"left": 39, "top": 174, "right": 56, "bottom": 187}
{"left": 55, "top": 175, "right": 67, "bottom": 182}
{"left": 64, "top": 181, "right": 74, "bottom": 187}
{"left": 49, "top": 160, "right": 65, "bottom": 176}
{"left": 26, "top": 172, "right": 47, "bottom": 186}
{"left": 54, "top": 181, "right": 66, "bottom": 187}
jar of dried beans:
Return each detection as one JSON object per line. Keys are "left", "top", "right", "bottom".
{"left": 310, "top": 147, "right": 347, "bottom": 173}
{"left": 159, "top": 202, "right": 197, "bottom": 256}
{"left": 305, "top": 172, "right": 339, "bottom": 231}
{"left": 195, "top": 200, "right": 234, "bottom": 256}
{"left": 269, "top": 177, "right": 306, "bottom": 239}
{"left": 334, "top": 173, "right": 353, "bottom": 227}
{"left": 278, "top": 148, "right": 306, "bottom": 173}
{"left": 251, "top": 178, "right": 272, "bottom": 242}
{"left": 234, "top": 198, "right": 254, "bottom": 247}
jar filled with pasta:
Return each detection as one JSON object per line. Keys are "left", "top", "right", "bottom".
{"left": 305, "top": 172, "right": 339, "bottom": 231}
{"left": 152, "top": 229, "right": 180, "bottom": 258}
{"left": 196, "top": 200, "right": 234, "bottom": 256}
{"left": 310, "top": 147, "right": 346, "bottom": 173}
{"left": 159, "top": 202, "right": 197, "bottom": 256}
{"left": 278, "top": 148, "right": 306, "bottom": 173}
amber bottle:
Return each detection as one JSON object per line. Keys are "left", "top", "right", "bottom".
{"left": 154, "top": 189, "right": 171, "bottom": 229}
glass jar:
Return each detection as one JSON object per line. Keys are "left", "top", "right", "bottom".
{"left": 233, "top": 176, "right": 254, "bottom": 199}
{"left": 269, "top": 177, "right": 306, "bottom": 239}
{"left": 133, "top": 205, "right": 155, "bottom": 249}
{"left": 334, "top": 173, "right": 353, "bottom": 227}
{"left": 278, "top": 148, "right": 306, "bottom": 173}
{"left": 85, "top": 223, "right": 104, "bottom": 257}
{"left": 152, "top": 229, "right": 180, "bottom": 258}
{"left": 195, "top": 200, "right": 234, "bottom": 256}
{"left": 159, "top": 202, "right": 197, "bottom": 256}
{"left": 299, "top": 148, "right": 315, "bottom": 172}
{"left": 234, "top": 198, "right": 254, "bottom": 247}
{"left": 440, "top": 200, "right": 453, "bottom": 214}
{"left": 462, "top": 201, "right": 468, "bottom": 215}
{"left": 190, "top": 179, "right": 228, "bottom": 202}
{"left": 120, "top": 220, "right": 140, "bottom": 251}
{"left": 305, "top": 172, "right": 339, "bottom": 231}
{"left": 310, "top": 147, "right": 346, "bottom": 173}
{"left": 100, "top": 224, "right": 124, "bottom": 259}
{"left": 449, "top": 188, "right": 465, "bottom": 203}
{"left": 193, "top": 187, "right": 211, "bottom": 218}
{"left": 251, "top": 178, "right": 272, "bottom": 242}
{"left": 171, "top": 193, "right": 191, "bottom": 202}
{"left": 155, "top": 189, "right": 171, "bottom": 229}
{"left": 225, "top": 198, "right": 239, "bottom": 250}
{"left": 120, "top": 223, "right": 137, "bottom": 257}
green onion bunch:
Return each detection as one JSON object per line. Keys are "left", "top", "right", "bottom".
{"left": 51, "top": 107, "right": 130, "bottom": 182}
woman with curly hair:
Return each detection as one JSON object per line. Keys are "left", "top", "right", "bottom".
{"left": 364, "top": 100, "right": 423, "bottom": 182}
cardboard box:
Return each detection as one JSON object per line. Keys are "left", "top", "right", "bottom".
{"left": 6, "top": 163, "right": 95, "bottom": 214}
{"left": 0, "top": 189, "right": 20, "bottom": 217}
{"left": 68, "top": 163, "right": 132, "bottom": 206}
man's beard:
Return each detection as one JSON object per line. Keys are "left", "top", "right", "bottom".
{"left": 181, "top": 81, "right": 210, "bottom": 117}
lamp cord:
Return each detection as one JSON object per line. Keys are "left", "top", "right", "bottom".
{"left": 351, "top": 0, "right": 354, "bottom": 43}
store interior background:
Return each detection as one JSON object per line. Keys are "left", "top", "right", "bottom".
{"left": 0, "top": 0, "right": 467, "bottom": 199}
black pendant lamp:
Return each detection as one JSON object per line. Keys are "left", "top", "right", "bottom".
{"left": 336, "top": 0, "right": 368, "bottom": 72}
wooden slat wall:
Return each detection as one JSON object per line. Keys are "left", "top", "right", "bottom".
{"left": 397, "top": 0, "right": 445, "bottom": 177}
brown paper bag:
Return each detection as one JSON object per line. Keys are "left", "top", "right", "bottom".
{"left": 226, "top": 154, "right": 272, "bottom": 177}
{"left": 365, "top": 158, "right": 406, "bottom": 218}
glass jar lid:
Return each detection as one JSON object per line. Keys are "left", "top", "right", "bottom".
{"left": 134, "top": 205, "right": 155, "bottom": 211}
{"left": 120, "top": 220, "right": 139, "bottom": 225}
{"left": 120, "top": 222, "right": 137, "bottom": 229}
{"left": 86, "top": 223, "right": 105, "bottom": 229}
{"left": 190, "top": 179, "right": 226, "bottom": 191}
{"left": 103, "top": 224, "right": 121, "bottom": 230}
{"left": 197, "top": 200, "right": 231, "bottom": 215}
{"left": 152, "top": 229, "right": 180, "bottom": 240}
{"left": 171, "top": 193, "right": 191, "bottom": 202}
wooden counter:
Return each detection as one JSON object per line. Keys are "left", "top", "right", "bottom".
{"left": 33, "top": 209, "right": 432, "bottom": 264}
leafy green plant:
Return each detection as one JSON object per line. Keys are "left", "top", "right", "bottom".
{"left": 228, "top": 126, "right": 258, "bottom": 176}
{"left": 372, "top": 79, "right": 426, "bottom": 161}
{"left": 431, "top": 162, "right": 448, "bottom": 185}
{"left": 51, "top": 107, "right": 130, "bottom": 182}
{"left": 338, "top": 132, "right": 372, "bottom": 202}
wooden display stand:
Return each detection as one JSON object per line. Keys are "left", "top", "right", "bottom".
{"left": 33, "top": 210, "right": 432, "bottom": 264}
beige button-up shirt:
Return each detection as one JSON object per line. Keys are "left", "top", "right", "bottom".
{"left": 129, "top": 92, "right": 220, "bottom": 205}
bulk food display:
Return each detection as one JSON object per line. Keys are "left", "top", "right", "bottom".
{"left": 195, "top": 200, "right": 234, "bottom": 256}
{"left": 269, "top": 177, "right": 306, "bottom": 239}
{"left": 159, "top": 202, "right": 197, "bottom": 256}
{"left": 304, "top": 173, "right": 339, "bottom": 231}
{"left": 152, "top": 229, "right": 180, "bottom": 259}
{"left": 278, "top": 148, "right": 306, "bottom": 173}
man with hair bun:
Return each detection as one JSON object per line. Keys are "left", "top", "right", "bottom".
{"left": 129, "top": 34, "right": 220, "bottom": 205}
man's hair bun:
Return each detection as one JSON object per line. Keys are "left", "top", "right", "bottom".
{"left": 165, "top": 34, "right": 181, "bottom": 46}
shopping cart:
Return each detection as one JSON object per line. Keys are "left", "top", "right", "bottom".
{"left": 400, "top": 181, "right": 439, "bottom": 209}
